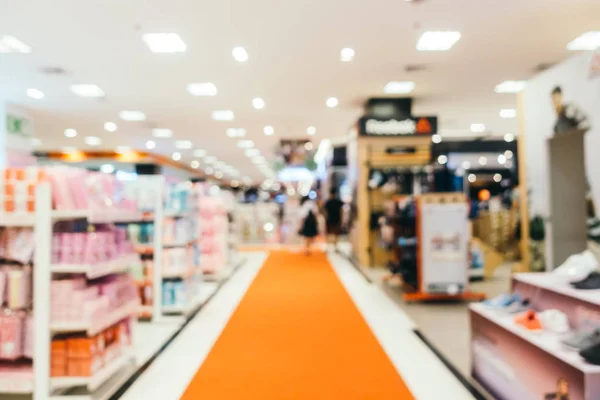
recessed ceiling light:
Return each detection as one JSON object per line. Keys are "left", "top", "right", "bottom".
{"left": 478, "top": 156, "right": 488, "bottom": 166}
{"left": 187, "top": 82, "right": 217, "bottom": 96}
{"left": 252, "top": 98, "right": 265, "bottom": 109}
{"left": 237, "top": 140, "right": 254, "bottom": 149}
{"left": 142, "top": 33, "right": 187, "bottom": 53}
{"left": 504, "top": 150, "right": 514, "bottom": 159}
{"left": 468, "top": 173, "right": 476, "bottom": 183}
{"left": 326, "top": 97, "right": 338, "bottom": 108}
{"left": 64, "top": 128, "right": 78, "bottom": 138}
{"left": 172, "top": 152, "right": 182, "bottom": 161}
{"left": 212, "top": 110, "right": 235, "bottom": 121}
{"left": 494, "top": 81, "right": 526, "bottom": 94}
{"left": 152, "top": 128, "right": 172, "bottom": 138}
{"left": 305, "top": 142, "right": 314, "bottom": 151}
{"left": 100, "top": 164, "right": 115, "bottom": 174}
{"left": 0, "top": 36, "right": 31, "bottom": 53}
{"left": 500, "top": 109, "right": 517, "bottom": 118}
{"left": 84, "top": 136, "right": 102, "bottom": 146}
{"left": 26, "top": 88, "right": 44, "bottom": 100}
{"left": 437, "top": 155, "right": 448, "bottom": 165}
{"left": 567, "top": 32, "right": 600, "bottom": 51}
{"left": 232, "top": 47, "right": 249, "bottom": 62}
{"left": 175, "top": 140, "right": 193, "bottom": 149}
{"left": 190, "top": 160, "right": 200, "bottom": 169}
{"left": 384, "top": 81, "right": 415, "bottom": 94}
{"left": 417, "top": 31, "right": 461, "bottom": 51}
{"left": 146, "top": 140, "right": 156, "bottom": 149}
{"left": 204, "top": 156, "right": 217, "bottom": 164}
{"left": 193, "top": 149, "right": 207, "bottom": 157}
{"left": 116, "top": 146, "right": 131, "bottom": 153}
{"left": 340, "top": 47, "right": 355, "bottom": 62}
{"left": 493, "top": 173, "right": 502, "bottom": 183}
{"left": 504, "top": 133, "right": 515, "bottom": 142}
{"left": 70, "top": 84, "right": 105, "bottom": 98}
{"left": 104, "top": 122, "right": 117, "bottom": 132}
{"left": 226, "top": 128, "right": 246, "bottom": 137}
{"left": 119, "top": 110, "right": 147, "bottom": 121}
{"left": 307, "top": 126, "right": 317, "bottom": 135}
{"left": 431, "top": 134, "right": 442, "bottom": 143}
{"left": 62, "top": 146, "right": 78, "bottom": 154}
{"left": 470, "top": 123, "right": 486, "bottom": 133}
{"left": 205, "top": 167, "right": 214, "bottom": 175}
{"left": 498, "top": 154, "right": 507, "bottom": 164}
{"left": 215, "top": 171, "right": 224, "bottom": 179}
{"left": 264, "top": 126, "right": 274, "bottom": 136}
{"left": 462, "top": 161, "right": 471, "bottom": 169}
{"left": 245, "top": 148, "right": 260, "bottom": 157}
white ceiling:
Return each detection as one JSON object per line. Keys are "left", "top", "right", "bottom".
{"left": 1, "top": 0, "right": 599, "bottom": 181}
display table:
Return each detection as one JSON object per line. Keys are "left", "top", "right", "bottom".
{"left": 470, "top": 273, "right": 600, "bottom": 400}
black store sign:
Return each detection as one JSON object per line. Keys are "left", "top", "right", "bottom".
{"left": 359, "top": 116, "right": 438, "bottom": 136}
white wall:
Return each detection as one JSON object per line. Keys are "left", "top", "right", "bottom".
{"left": 524, "top": 51, "right": 600, "bottom": 217}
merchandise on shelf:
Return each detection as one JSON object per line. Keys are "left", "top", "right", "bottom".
{"left": 51, "top": 320, "right": 131, "bottom": 377}
{"left": 51, "top": 226, "right": 134, "bottom": 265}
{"left": 197, "top": 195, "right": 228, "bottom": 275}
{"left": 0, "top": 311, "right": 32, "bottom": 360}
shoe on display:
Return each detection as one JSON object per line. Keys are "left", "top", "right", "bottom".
{"left": 538, "top": 310, "right": 570, "bottom": 333}
{"left": 501, "top": 298, "right": 530, "bottom": 314}
{"left": 562, "top": 327, "right": 600, "bottom": 350}
{"left": 571, "top": 271, "right": 600, "bottom": 290}
{"left": 483, "top": 293, "right": 519, "bottom": 309}
{"left": 515, "top": 310, "right": 543, "bottom": 332}
{"left": 553, "top": 250, "right": 598, "bottom": 282}
{"left": 579, "top": 342, "right": 600, "bottom": 365}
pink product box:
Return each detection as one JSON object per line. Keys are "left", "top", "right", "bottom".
{"left": 0, "top": 312, "right": 24, "bottom": 360}
{"left": 23, "top": 315, "right": 33, "bottom": 358}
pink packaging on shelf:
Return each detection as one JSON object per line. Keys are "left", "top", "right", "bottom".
{"left": 23, "top": 314, "right": 33, "bottom": 358}
{"left": 0, "top": 312, "right": 24, "bottom": 360}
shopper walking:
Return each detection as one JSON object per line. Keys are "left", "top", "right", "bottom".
{"left": 299, "top": 197, "right": 319, "bottom": 255}
{"left": 323, "top": 188, "right": 344, "bottom": 252}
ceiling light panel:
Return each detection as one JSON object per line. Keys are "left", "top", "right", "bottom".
{"left": 237, "top": 140, "right": 254, "bottom": 149}
{"left": 187, "top": 82, "right": 217, "bottom": 96}
{"left": 495, "top": 81, "right": 526, "bottom": 94}
{"left": 245, "top": 149, "right": 260, "bottom": 157}
{"left": 174, "top": 140, "right": 193, "bottom": 149}
{"left": 212, "top": 110, "right": 235, "bottom": 121}
{"left": 26, "top": 88, "right": 44, "bottom": 99}
{"left": 204, "top": 156, "right": 217, "bottom": 164}
{"left": 232, "top": 47, "right": 249, "bottom": 62}
{"left": 152, "top": 128, "right": 172, "bottom": 138}
{"left": 226, "top": 128, "right": 246, "bottom": 137}
{"left": 340, "top": 47, "right": 355, "bottom": 62}
{"left": 142, "top": 33, "right": 187, "bottom": 53}
{"left": 116, "top": 146, "right": 131, "bottom": 153}
{"left": 264, "top": 126, "right": 274, "bottom": 136}
{"left": 64, "top": 129, "right": 78, "bottom": 138}
{"left": 500, "top": 109, "right": 517, "bottom": 118}
{"left": 193, "top": 149, "right": 207, "bottom": 157}
{"left": 84, "top": 136, "right": 102, "bottom": 146}
{"left": 326, "top": 97, "right": 338, "bottom": 108}
{"left": 470, "top": 123, "right": 486, "bottom": 133}
{"left": 417, "top": 31, "right": 461, "bottom": 51}
{"left": 104, "top": 122, "right": 117, "bottom": 132}
{"left": 567, "top": 32, "right": 600, "bottom": 51}
{"left": 119, "top": 110, "right": 146, "bottom": 121}
{"left": 0, "top": 36, "right": 31, "bottom": 53}
{"left": 70, "top": 84, "right": 105, "bottom": 98}
{"left": 384, "top": 81, "right": 415, "bottom": 94}
{"left": 307, "top": 126, "right": 316, "bottom": 135}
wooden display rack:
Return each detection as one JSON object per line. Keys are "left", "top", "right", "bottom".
{"left": 404, "top": 193, "right": 486, "bottom": 302}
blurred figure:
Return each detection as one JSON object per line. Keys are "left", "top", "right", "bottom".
{"left": 299, "top": 197, "right": 319, "bottom": 255}
{"left": 323, "top": 188, "right": 344, "bottom": 252}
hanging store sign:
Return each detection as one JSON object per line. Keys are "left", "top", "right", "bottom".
{"left": 359, "top": 116, "right": 437, "bottom": 136}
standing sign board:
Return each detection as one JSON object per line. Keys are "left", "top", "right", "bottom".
{"left": 419, "top": 198, "right": 470, "bottom": 294}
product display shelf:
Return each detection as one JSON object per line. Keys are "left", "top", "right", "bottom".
{"left": 50, "top": 348, "right": 135, "bottom": 392}
{"left": 50, "top": 299, "right": 139, "bottom": 336}
{"left": 49, "top": 365, "right": 137, "bottom": 400}
{"left": 470, "top": 303, "right": 600, "bottom": 373}
{"left": 0, "top": 209, "right": 143, "bottom": 227}
{"left": 513, "top": 272, "right": 600, "bottom": 306}
{"left": 0, "top": 370, "right": 34, "bottom": 394}
{"left": 50, "top": 253, "right": 141, "bottom": 279}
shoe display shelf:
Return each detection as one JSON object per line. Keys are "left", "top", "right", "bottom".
{"left": 470, "top": 272, "right": 600, "bottom": 400}
{"left": 0, "top": 182, "right": 141, "bottom": 400}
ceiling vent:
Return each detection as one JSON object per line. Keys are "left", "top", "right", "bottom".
{"left": 405, "top": 64, "right": 426, "bottom": 73}
{"left": 38, "top": 66, "right": 67, "bottom": 75}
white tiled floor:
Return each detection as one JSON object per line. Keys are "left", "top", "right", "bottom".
{"left": 119, "top": 251, "right": 475, "bottom": 400}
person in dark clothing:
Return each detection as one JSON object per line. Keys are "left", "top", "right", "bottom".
{"left": 323, "top": 188, "right": 344, "bottom": 252}
{"left": 551, "top": 86, "right": 590, "bottom": 135}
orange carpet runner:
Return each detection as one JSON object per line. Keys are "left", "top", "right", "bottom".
{"left": 181, "top": 250, "right": 414, "bottom": 399}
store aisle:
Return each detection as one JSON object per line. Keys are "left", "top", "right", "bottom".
{"left": 121, "top": 250, "right": 474, "bottom": 400}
